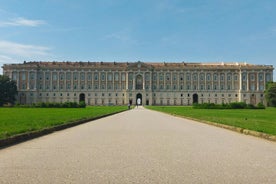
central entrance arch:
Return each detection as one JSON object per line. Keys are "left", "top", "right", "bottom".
{"left": 136, "top": 93, "right": 142, "bottom": 105}
{"left": 193, "top": 93, "right": 198, "bottom": 104}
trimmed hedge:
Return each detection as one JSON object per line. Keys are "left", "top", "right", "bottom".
{"left": 193, "top": 102, "right": 265, "bottom": 109}
{"left": 15, "top": 101, "right": 86, "bottom": 108}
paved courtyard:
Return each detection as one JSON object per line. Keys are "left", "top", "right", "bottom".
{"left": 0, "top": 107, "right": 275, "bottom": 183}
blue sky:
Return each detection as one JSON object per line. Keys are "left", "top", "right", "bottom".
{"left": 0, "top": 0, "right": 275, "bottom": 80}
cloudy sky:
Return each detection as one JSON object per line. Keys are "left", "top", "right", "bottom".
{"left": 0, "top": 0, "right": 275, "bottom": 79}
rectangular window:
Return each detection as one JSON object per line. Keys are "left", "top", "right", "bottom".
{"left": 81, "top": 72, "right": 85, "bottom": 80}
{"left": 66, "top": 72, "right": 71, "bottom": 80}
{"left": 22, "top": 73, "right": 26, "bottom": 80}
{"left": 12, "top": 72, "right": 17, "bottom": 80}
{"left": 73, "top": 72, "right": 78, "bottom": 80}
{"left": 250, "top": 74, "right": 255, "bottom": 81}
{"left": 94, "top": 73, "right": 98, "bottom": 81}
{"left": 53, "top": 73, "right": 57, "bottom": 81}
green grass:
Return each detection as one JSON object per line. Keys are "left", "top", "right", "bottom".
{"left": 0, "top": 106, "right": 127, "bottom": 140}
{"left": 146, "top": 106, "right": 276, "bottom": 135}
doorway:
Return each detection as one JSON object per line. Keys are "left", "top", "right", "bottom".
{"left": 193, "top": 93, "right": 198, "bottom": 104}
{"left": 136, "top": 93, "right": 142, "bottom": 105}
{"left": 79, "top": 93, "right": 85, "bottom": 102}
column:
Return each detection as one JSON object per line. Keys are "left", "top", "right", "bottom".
{"left": 57, "top": 71, "right": 60, "bottom": 91}
{"left": 247, "top": 72, "right": 249, "bottom": 91}
{"left": 133, "top": 75, "right": 135, "bottom": 90}
{"left": 105, "top": 71, "right": 108, "bottom": 92}
{"left": 27, "top": 71, "right": 30, "bottom": 90}
{"left": 143, "top": 72, "right": 145, "bottom": 90}
{"left": 256, "top": 72, "right": 259, "bottom": 91}
{"left": 263, "top": 71, "right": 266, "bottom": 90}
{"left": 231, "top": 72, "right": 234, "bottom": 90}
{"left": 126, "top": 72, "right": 128, "bottom": 90}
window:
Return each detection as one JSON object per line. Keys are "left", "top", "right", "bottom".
{"left": 73, "top": 72, "right": 78, "bottom": 80}
{"left": 53, "top": 73, "right": 57, "bottom": 81}
{"left": 259, "top": 74, "right": 263, "bottom": 81}
{"left": 60, "top": 73, "right": 64, "bottom": 80}
{"left": 46, "top": 73, "right": 50, "bottom": 80}
{"left": 200, "top": 73, "right": 204, "bottom": 81}
{"left": 193, "top": 74, "right": 197, "bottom": 80}
{"left": 121, "top": 73, "right": 126, "bottom": 81}
{"left": 39, "top": 73, "right": 43, "bottom": 80}
{"left": 101, "top": 73, "right": 105, "bottom": 81}
{"left": 227, "top": 74, "right": 231, "bottom": 81}
{"left": 266, "top": 73, "right": 271, "bottom": 81}
{"left": 81, "top": 72, "right": 85, "bottom": 80}
{"left": 242, "top": 73, "right": 247, "bottom": 81}
{"left": 66, "top": 72, "right": 71, "bottom": 80}
{"left": 153, "top": 73, "right": 157, "bottom": 81}
{"left": 87, "top": 73, "right": 92, "bottom": 81}
{"left": 159, "top": 74, "right": 163, "bottom": 81}
{"left": 214, "top": 85, "right": 217, "bottom": 90}
{"left": 12, "top": 72, "right": 17, "bottom": 80}
{"left": 214, "top": 74, "right": 217, "bottom": 81}
{"left": 180, "top": 74, "right": 183, "bottom": 81}
{"left": 146, "top": 73, "right": 150, "bottom": 81}
{"left": 207, "top": 74, "right": 211, "bottom": 81}
{"left": 250, "top": 74, "right": 255, "bottom": 81}
{"left": 30, "top": 73, "right": 35, "bottom": 80}
{"left": 220, "top": 74, "right": 224, "bottom": 81}
{"left": 173, "top": 74, "right": 177, "bottom": 81}
{"left": 115, "top": 73, "right": 119, "bottom": 81}
{"left": 94, "top": 73, "right": 98, "bottom": 81}
{"left": 166, "top": 73, "right": 170, "bottom": 81}
{"left": 108, "top": 73, "right": 112, "bottom": 81}
{"left": 250, "top": 84, "right": 255, "bottom": 91}
{"left": 186, "top": 74, "right": 190, "bottom": 81}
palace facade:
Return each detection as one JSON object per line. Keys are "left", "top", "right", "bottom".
{"left": 2, "top": 61, "right": 274, "bottom": 106}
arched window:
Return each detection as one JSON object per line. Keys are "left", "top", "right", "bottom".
{"left": 136, "top": 75, "right": 143, "bottom": 90}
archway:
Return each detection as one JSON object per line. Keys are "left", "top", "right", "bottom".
{"left": 136, "top": 93, "right": 142, "bottom": 105}
{"left": 193, "top": 93, "right": 198, "bottom": 104}
{"left": 79, "top": 93, "right": 85, "bottom": 102}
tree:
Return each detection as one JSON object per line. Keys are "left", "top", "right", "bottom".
{"left": 265, "top": 82, "right": 276, "bottom": 107}
{"left": 0, "top": 75, "right": 17, "bottom": 106}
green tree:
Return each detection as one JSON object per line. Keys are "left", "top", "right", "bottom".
{"left": 265, "top": 82, "right": 276, "bottom": 107}
{"left": 0, "top": 75, "right": 17, "bottom": 106}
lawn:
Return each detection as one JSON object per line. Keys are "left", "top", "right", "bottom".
{"left": 0, "top": 106, "right": 127, "bottom": 140}
{"left": 146, "top": 106, "right": 276, "bottom": 136}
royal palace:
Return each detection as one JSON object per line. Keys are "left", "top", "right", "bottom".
{"left": 2, "top": 61, "right": 274, "bottom": 106}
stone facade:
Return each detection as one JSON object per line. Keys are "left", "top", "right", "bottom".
{"left": 2, "top": 61, "right": 274, "bottom": 106}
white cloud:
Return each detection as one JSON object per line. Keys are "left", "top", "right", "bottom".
{"left": 0, "top": 40, "right": 51, "bottom": 57}
{"left": 0, "top": 17, "right": 45, "bottom": 27}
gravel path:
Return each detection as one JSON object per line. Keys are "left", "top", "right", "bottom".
{"left": 0, "top": 107, "right": 275, "bottom": 184}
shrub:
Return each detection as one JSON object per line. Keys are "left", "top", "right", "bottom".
{"left": 193, "top": 102, "right": 262, "bottom": 109}
{"left": 79, "top": 101, "right": 86, "bottom": 108}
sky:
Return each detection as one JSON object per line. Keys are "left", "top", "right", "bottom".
{"left": 0, "top": 0, "right": 275, "bottom": 80}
